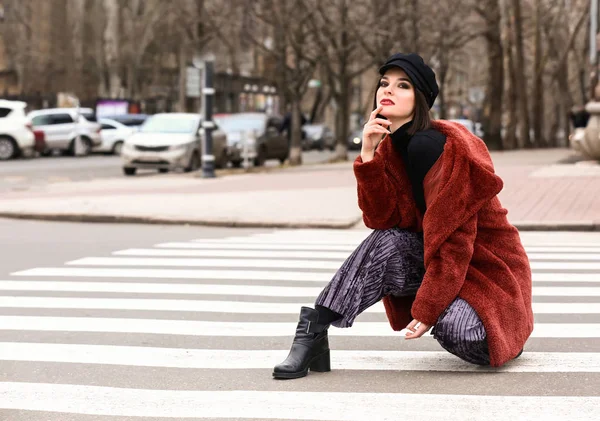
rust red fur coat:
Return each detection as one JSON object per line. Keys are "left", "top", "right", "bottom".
{"left": 353, "top": 120, "right": 533, "bottom": 367}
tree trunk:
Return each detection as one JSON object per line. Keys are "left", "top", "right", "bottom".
{"left": 482, "top": 0, "right": 504, "bottom": 151}
{"left": 68, "top": 0, "right": 85, "bottom": 99}
{"left": 532, "top": 0, "right": 544, "bottom": 147}
{"left": 556, "top": 61, "right": 573, "bottom": 147}
{"left": 289, "top": 99, "right": 303, "bottom": 166}
{"left": 511, "top": 0, "right": 531, "bottom": 148}
{"left": 503, "top": 0, "right": 518, "bottom": 149}
{"left": 438, "top": 53, "right": 449, "bottom": 119}
{"left": 178, "top": 43, "right": 188, "bottom": 112}
{"left": 103, "top": 0, "right": 121, "bottom": 98}
{"left": 335, "top": 76, "right": 351, "bottom": 160}
{"left": 410, "top": 0, "right": 420, "bottom": 53}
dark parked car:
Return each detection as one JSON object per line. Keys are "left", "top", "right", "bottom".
{"left": 302, "top": 124, "right": 335, "bottom": 151}
{"left": 215, "top": 112, "right": 289, "bottom": 167}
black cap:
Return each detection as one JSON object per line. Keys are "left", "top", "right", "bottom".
{"left": 379, "top": 53, "right": 439, "bottom": 109}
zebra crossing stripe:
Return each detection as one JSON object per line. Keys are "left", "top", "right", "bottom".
{"left": 157, "top": 242, "right": 359, "bottom": 251}
{"left": 10, "top": 267, "right": 600, "bottom": 283}
{"left": 114, "top": 248, "right": 600, "bottom": 262}
{"left": 0, "top": 343, "right": 598, "bottom": 373}
{"left": 66, "top": 256, "right": 600, "bottom": 272}
{"left": 0, "top": 296, "right": 599, "bottom": 314}
{"left": 1, "top": 383, "right": 599, "bottom": 420}
{"left": 113, "top": 248, "right": 351, "bottom": 259}
{"left": 66, "top": 257, "right": 343, "bottom": 270}
{"left": 0, "top": 316, "right": 599, "bottom": 338}
{"left": 1, "top": 281, "right": 600, "bottom": 298}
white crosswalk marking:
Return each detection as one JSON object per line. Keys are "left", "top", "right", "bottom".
{"left": 1, "top": 228, "right": 600, "bottom": 420}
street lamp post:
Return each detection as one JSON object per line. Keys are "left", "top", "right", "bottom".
{"left": 193, "top": 53, "right": 216, "bottom": 178}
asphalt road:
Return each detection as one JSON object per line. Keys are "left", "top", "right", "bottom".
{"left": 0, "top": 219, "right": 599, "bottom": 420}
{"left": 0, "top": 149, "right": 353, "bottom": 193}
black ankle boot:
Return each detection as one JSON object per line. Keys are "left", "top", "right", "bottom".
{"left": 273, "top": 306, "right": 331, "bottom": 379}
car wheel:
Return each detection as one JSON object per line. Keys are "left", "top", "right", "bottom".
{"left": 112, "top": 141, "right": 124, "bottom": 156}
{"left": 254, "top": 146, "right": 267, "bottom": 166}
{"left": 185, "top": 152, "right": 200, "bottom": 172}
{"left": 0, "top": 136, "right": 17, "bottom": 161}
{"left": 69, "top": 137, "right": 91, "bottom": 156}
{"left": 231, "top": 160, "right": 242, "bottom": 168}
{"left": 158, "top": 168, "right": 169, "bottom": 173}
{"left": 123, "top": 167, "right": 136, "bottom": 176}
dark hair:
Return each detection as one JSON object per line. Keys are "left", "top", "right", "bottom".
{"left": 372, "top": 79, "right": 432, "bottom": 135}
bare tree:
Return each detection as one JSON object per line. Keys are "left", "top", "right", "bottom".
{"left": 510, "top": 0, "right": 531, "bottom": 148}
{"left": 475, "top": 0, "right": 505, "bottom": 150}
{"left": 244, "top": 0, "right": 319, "bottom": 165}
{"left": 307, "top": 0, "right": 375, "bottom": 160}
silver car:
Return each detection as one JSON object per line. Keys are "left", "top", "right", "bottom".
{"left": 121, "top": 113, "right": 228, "bottom": 176}
{"left": 27, "top": 107, "right": 102, "bottom": 156}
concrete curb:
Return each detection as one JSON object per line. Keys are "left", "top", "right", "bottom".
{"left": 0, "top": 212, "right": 364, "bottom": 230}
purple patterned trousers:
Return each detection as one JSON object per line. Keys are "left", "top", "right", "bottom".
{"left": 315, "top": 228, "right": 490, "bottom": 365}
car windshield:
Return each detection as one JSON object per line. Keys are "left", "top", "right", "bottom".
{"left": 141, "top": 115, "right": 199, "bottom": 134}
{"left": 303, "top": 125, "right": 323, "bottom": 135}
{"left": 217, "top": 115, "right": 265, "bottom": 133}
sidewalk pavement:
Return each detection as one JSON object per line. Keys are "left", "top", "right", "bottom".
{"left": 0, "top": 148, "right": 599, "bottom": 230}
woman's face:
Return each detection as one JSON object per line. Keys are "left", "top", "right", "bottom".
{"left": 376, "top": 68, "right": 415, "bottom": 121}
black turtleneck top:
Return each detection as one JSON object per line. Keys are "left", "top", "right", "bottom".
{"left": 389, "top": 121, "right": 447, "bottom": 214}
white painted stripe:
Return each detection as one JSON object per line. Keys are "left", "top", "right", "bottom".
{"left": 1, "top": 297, "right": 599, "bottom": 315}
{"left": 1, "top": 343, "right": 598, "bottom": 373}
{"left": 66, "top": 257, "right": 341, "bottom": 270}
{"left": 157, "top": 242, "right": 358, "bottom": 252}
{"left": 114, "top": 248, "right": 351, "bottom": 259}
{"left": 532, "top": 273, "right": 600, "bottom": 282}
{"left": 527, "top": 253, "right": 600, "bottom": 261}
{"left": 0, "top": 281, "right": 324, "bottom": 296}
{"left": 533, "top": 287, "right": 600, "bottom": 297}
{"left": 0, "top": 281, "right": 598, "bottom": 302}
{"left": 10, "top": 267, "right": 332, "bottom": 282}
{"left": 11, "top": 267, "right": 600, "bottom": 284}
{"left": 193, "top": 237, "right": 364, "bottom": 245}
{"left": 161, "top": 241, "right": 600, "bottom": 254}
{"left": 530, "top": 262, "right": 600, "bottom": 271}
{"left": 116, "top": 249, "right": 600, "bottom": 262}
{"left": 526, "top": 247, "right": 600, "bottom": 253}
{"left": 0, "top": 317, "right": 598, "bottom": 338}
{"left": 1, "top": 383, "right": 599, "bottom": 420}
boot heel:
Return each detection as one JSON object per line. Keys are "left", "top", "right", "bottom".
{"left": 309, "top": 350, "right": 331, "bottom": 372}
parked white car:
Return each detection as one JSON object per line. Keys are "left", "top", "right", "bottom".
{"left": 95, "top": 118, "right": 135, "bottom": 155}
{"left": 0, "top": 100, "right": 36, "bottom": 160}
{"left": 121, "top": 113, "right": 228, "bottom": 176}
{"left": 27, "top": 107, "right": 102, "bottom": 156}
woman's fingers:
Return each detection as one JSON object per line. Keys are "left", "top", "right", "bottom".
{"left": 365, "top": 127, "right": 390, "bottom": 137}
{"left": 371, "top": 118, "right": 392, "bottom": 126}
{"left": 404, "top": 320, "right": 431, "bottom": 340}
{"left": 369, "top": 105, "right": 383, "bottom": 121}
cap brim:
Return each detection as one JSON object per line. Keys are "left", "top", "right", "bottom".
{"left": 379, "top": 63, "right": 405, "bottom": 75}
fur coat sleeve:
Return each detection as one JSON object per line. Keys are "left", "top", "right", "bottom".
{"left": 353, "top": 137, "right": 422, "bottom": 231}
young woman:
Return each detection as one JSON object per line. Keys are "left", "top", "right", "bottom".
{"left": 273, "top": 53, "right": 533, "bottom": 380}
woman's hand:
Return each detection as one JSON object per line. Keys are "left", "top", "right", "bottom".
{"left": 361, "top": 105, "right": 392, "bottom": 162}
{"left": 404, "top": 319, "right": 431, "bottom": 340}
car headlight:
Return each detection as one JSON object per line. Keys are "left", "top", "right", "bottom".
{"left": 169, "top": 143, "right": 189, "bottom": 151}
{"left": 352, "top": 137, "right": 361, "bottom": 144}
